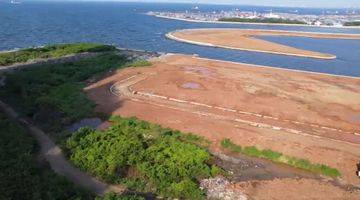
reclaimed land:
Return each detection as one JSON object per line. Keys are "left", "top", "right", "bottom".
{"left": 2, "top": 44, "right": 360, "bottom": 199}
{"left": 85, "top": 53, "right": 360, "bottom": 194}
{"left": 167, "top": 28, "right": 360, "bottom": 59}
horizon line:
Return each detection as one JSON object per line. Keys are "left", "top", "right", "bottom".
{"left": 15, "top": 0, "right": 360, "bottom": 9}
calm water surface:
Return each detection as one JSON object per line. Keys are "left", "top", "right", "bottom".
{"left": 1, "top": 2, "right": 360, "bottom": 77}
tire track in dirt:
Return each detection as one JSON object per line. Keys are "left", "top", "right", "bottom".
{"left": 110, "top": 74, "right": 360, "bottom": 146}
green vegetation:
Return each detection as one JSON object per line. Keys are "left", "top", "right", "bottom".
{"left": 0, "top": 44, "right": 217, "bottom": 199}
{"left": 0, "top": 43, "right": 116, "bottom": 66}
{"left": 124, "top": 59, "right": 152, "bottom": 68}
{"left": 220, "top": 138, "right": 341, "bottom": 178}
{"left": 96, "top": 193, "right": 145, "bottom": 200}
{"left": 0, "top": 112, "right": 94, "bottom": 200}
{"left": 0, "top": 52, "right": 128, "bottom": 132}
{"left": 218, "top": 17, "right": 306, "bottom": 25}
{"left": 220, "top": 138, "right": 242, "bottom": 153}
{"left": 344, "top": 21, "right": 360, "bottom": 26}
{"left": 65, "top": 116, "right": 217, "bottom": 200}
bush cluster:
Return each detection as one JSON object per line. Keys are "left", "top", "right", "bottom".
{"left": 220, "top": 138, "right": 341, "bottom": 178}
{"left": 66, "top": 116, "right": 217, "bottom": 199}
{"left": 0, "top": 43, "right": 116, "bottom": 66}
{"left": 0, "top": 112, "right": 93, "bottom": 200}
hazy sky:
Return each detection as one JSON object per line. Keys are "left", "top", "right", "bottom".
{"left": 116, "top": 0, "right": 360, "bottom": 8}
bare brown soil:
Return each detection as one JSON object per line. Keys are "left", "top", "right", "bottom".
{"left": 168, "top": 29, "right": 360, "bottom": 59}
{"left": 231, "top": 178, "right": 359, "bottom": 200}
{"left": 85, "top": 54, "right": 360, "bottom": 198}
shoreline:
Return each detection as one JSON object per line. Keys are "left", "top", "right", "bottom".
{"left": 163, "top": 53, "right": 360, "bottom": 80}
{"left": 166, "top": 32, "right": 337, "bottom": 60}
{"left": 2, "top": 44, "right": 360, "bottom": 79}
{"left": 168, "top": 27, "right": 360, "bottom": 37}
{"left": 191, "top": 54, "right": 360, "bottom": 80}
{"left": 152, "top": 14, "right": 360, "bottom": 29}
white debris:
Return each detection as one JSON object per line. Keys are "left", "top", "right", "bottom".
{"left": 200, "top": 177, "right": 248, "bottom": 200}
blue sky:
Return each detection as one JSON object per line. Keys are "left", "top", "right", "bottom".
{"left": 116, "top": 0, "right": 360, "bottom": 8}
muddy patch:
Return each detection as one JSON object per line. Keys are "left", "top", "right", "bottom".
{"left": 347, "top": 114, "right": 360, "bottom": 123}
{"left": 67, "top": 118, "right": 103, "bottom": 133}
{"left": 181, "top": 82, "right": 203, "bottom": 90}
{"left": 181, "top": 65, "right": 214, "bottom": 77}
{"left": 211, "top": 151, "right": 317, "bottom": 182}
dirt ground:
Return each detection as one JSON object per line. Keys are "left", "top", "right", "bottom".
{"left": 230, "top": 178, "right": 359, "bottom": 200}
{"left": 85, "top": 54, "right": 360, "bottom": 199}
{"left": 168, "top": 29, "right": 360, "bottom": 59}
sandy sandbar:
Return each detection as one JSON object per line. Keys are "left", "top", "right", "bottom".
{"left": 167, "top": 28, "right": 360, "bottom": 59}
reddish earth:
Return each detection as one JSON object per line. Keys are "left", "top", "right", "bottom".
{"left": 230, "top": 178, "right": 359, "bottom": 200}
{"left": 168, "top": 29, "right": 360, "bottom": 59}
{"left": 85, "top": 54, "right": 360, "bottom": 198}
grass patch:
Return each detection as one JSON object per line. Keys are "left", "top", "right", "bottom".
{"left": 0, "top": 43, "right": 116, "bottom": 66}
{"left": 0, "top": 112, "right": 93, "bottom": 200}
{"left": 124, "top": 59, "right": 152, "bottom": 67}
{"left": 65, "top": 116, "right": 216, "bottom": 200}
{"left": 220, "top": 138, "right": 242, "bottom": 153}
{"left": 220, "top": 138, "right": 341, "bottom": 178}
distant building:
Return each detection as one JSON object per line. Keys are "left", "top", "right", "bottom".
{"left": 314, "top": 21, "right": 322, "bottom": 26}
{"left": 264, "top": 12, "right": 280, "bottom": 19}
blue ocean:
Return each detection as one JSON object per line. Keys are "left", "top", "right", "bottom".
{"left": 1, "top": 1, "right": 360, "bottom": 76}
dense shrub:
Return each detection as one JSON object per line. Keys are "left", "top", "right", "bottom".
{"left": 96, "top": 192, "right": 145, "bottom": 200}
{"left": 0, "top": 43, "right": 116, "bottom": 66}
{"left": 66, "top": 126, "right": 146, "bottom": 182}
{"left": 138, "top": 135, "right": 210, "bottom": 199}
{"left": 0, "top": 112, "right": 93, "bottom": 200}
{"left": 0, "top": 52, "right": 127, "bottom": 132}
{"left": 66, "top": 117, "right": 214, "bottom": 199}
{"left": 220, "top": 138, "right": 341, "bottom": 177}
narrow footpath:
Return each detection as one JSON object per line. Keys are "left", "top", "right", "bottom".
{"left": 0, "top": 100, "right": 125, "bottom": 196}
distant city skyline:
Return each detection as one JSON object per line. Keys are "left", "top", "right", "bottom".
{"left": 91, "top": 0, "right": 360, "bottom": 8}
